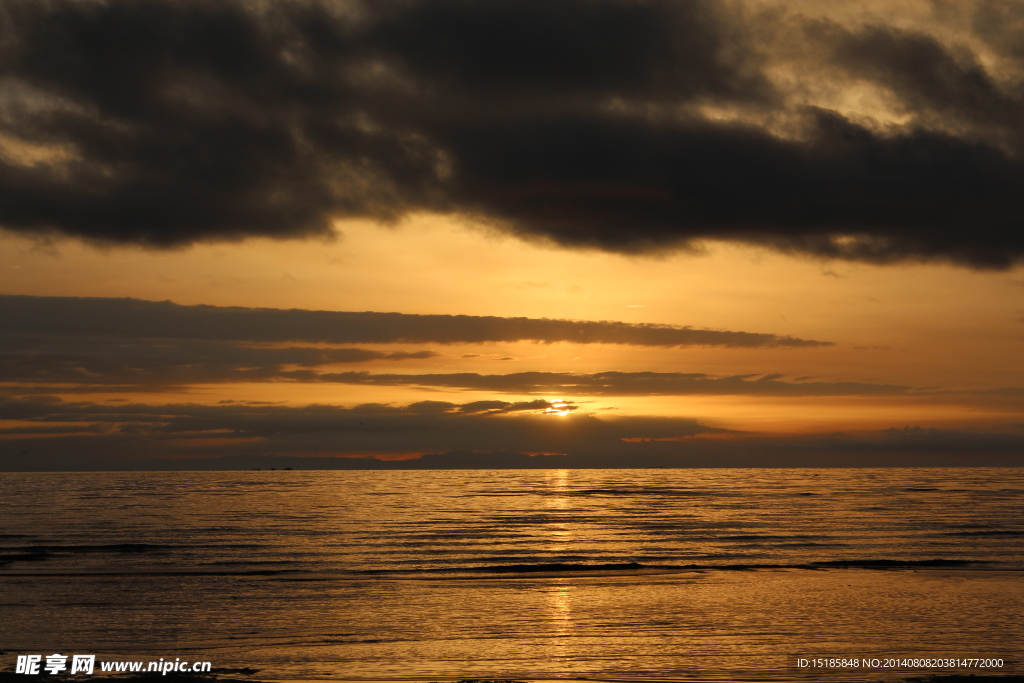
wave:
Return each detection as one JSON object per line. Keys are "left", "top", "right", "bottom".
{"left": 942, "top": 530, "right": 1024, "bottom": 536}
{"left": 454, "top": 561, "right": 645, "bottom": 573}
{"left": 805, "top": 559, "right": 977, "bottom": 568}
{"left": 0, "top": 557, "right": 995, "bottom": 579}
{"left": 0, "top": 568, "right": 308, "bottom": 577}
{"left": 569, "top": 487, "right": 716, "bottom": 497}
{"left": 2, "top": 542, "right": 265, "bottom": 553}
{"left": 273, "top": 558, "right": 991, "bottom": 579}
{"left": 0, "top": 551, "right": 49, "bottom": 565}
{"left": 350, "top": 557, "right": 988, "bottom": 574}
{"left": 720, "top": 534, "right": 822, "bottom": 541}
{"left": 0, "top": 542, "right": 268, "bottom": 567}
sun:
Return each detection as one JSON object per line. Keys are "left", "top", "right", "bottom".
{"left": 544, "top": 400, "right": 571, "bottom": 417}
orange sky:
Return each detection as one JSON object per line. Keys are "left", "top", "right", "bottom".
{"left": 3, "top": 215, "right": 1024, "bottom": 441}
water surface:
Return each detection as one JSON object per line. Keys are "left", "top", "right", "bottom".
{"left": 1, "top": 468, "right": 1021, "bottom": 681}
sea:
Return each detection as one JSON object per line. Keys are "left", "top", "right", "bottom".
{"left": 1, "top": 468, "right": 1022, "bottom": 683}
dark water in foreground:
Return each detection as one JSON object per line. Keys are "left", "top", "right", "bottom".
{"left": 1, "top": 468, "right": 1021, "bottom": 682}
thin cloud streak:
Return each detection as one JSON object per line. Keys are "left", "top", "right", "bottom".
{"left": 0, "top": 295, "right": 831, "bottom": 347}
{"left": 0, "top": 333, "right": 439, "bottom": 388}
{"left": 313, "top": 370, "right": 911, "bottom": 397}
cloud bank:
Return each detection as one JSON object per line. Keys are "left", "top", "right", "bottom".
{"left": 2, "top": 0, "right": 1024, "bottom": 266}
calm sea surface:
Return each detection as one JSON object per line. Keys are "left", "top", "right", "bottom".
{"left": 1, "top": 468, "right": 1022, "bottom": 682}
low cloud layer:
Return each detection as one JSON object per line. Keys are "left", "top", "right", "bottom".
{"left": 314, "top": 370, "right": 911, "bottom": 397}
{"left": 0, "top": 294, "right": 828, "bottom": 347}
{"left": 1, "top": 393, "right": 1020, "bottom": 470}
{"left": 0, "top": 393, "right": 721, "bottom": 469}
{"left": 2, "top": 0, "right": 1024, "bottom": 266}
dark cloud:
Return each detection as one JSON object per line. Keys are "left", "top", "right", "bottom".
{"left": 456, "top": 399, "right": 565, "bottom": 414}
{"left": 0, "top": 0, "right": 447, "bottom": 244}
{"left": 971, "top": 0, "right": 1024, "bottom": 63}
{"left": 442, "top": 107, "right": 1024, "bottom": 267}
{"left": 826, "top": 23, "right": 1024, "bottom": 148}
{"left": 369, "top": 0, "right": 767, "bottom": 102}
{"left": 0, "top": 294, "right": 829, "bottom": 347}
{"left": 1, "top": 1, "right": 1023, "bottom": 266}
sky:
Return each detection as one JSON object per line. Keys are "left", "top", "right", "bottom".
{"left": 1, "top": 0, "right": 1023, "bottom": 470}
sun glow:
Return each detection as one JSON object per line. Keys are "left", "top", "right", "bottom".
{"left": 545, "top": 400, "right": 572, "bottom": 416}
